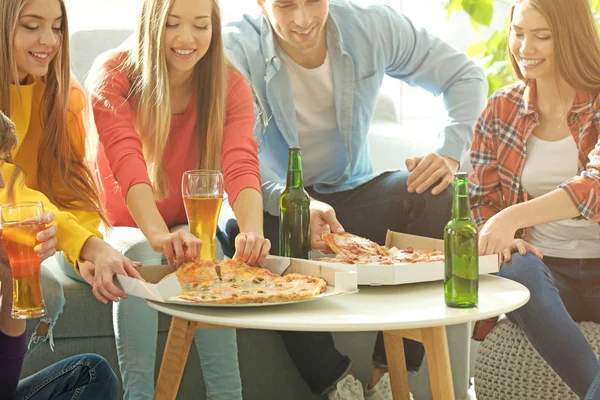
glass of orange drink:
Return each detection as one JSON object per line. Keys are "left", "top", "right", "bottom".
{"left": 1, "top": 201, "right": 47, "bottom": 319}
{"left": 182, "top": 170, "right": 224, "bottom": 260}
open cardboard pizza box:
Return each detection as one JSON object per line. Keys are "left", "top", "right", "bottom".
{"left": 115, "top": 256, "right": 358, "bottom": 307}
{"left": 308, "top": 230, "right": 499, "bottom": 286}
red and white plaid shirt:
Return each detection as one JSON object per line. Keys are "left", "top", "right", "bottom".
{"left": 470, "top": 80, "right": 600, "bottom": 227}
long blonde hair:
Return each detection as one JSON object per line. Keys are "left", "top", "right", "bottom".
{"left": 92, "top": 0, "right": 228, "bottom": 200}
{"left": 509, "top": 0, "right": 600, "bottom": 92}
{"left": 0, "top": 0, "right": 106, "bottom": 220}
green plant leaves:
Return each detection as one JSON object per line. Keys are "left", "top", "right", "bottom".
{"left": 462, "top": 0, "right": 494, "bottom": 27}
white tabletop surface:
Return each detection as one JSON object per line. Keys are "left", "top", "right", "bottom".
{"left": 146, "top": 274, "right": 529, "bottom": 332}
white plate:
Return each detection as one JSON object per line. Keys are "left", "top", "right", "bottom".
{"left": 160, "top": 285, "right": 357, "bottom": 308}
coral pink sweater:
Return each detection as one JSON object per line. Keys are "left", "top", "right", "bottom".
{"left": 92, "top": 58, "right": 261, "bottom": 227}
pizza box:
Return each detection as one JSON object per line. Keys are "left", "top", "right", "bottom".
{"left": 114, "top": 256, "right": 358, "bottom": 307}
{"left": 308, "top": 230, "right": 499, "bottom": 286}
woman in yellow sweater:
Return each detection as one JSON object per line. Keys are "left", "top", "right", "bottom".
{"left": 2, "top": 0, "right": 141, "bottom": 350}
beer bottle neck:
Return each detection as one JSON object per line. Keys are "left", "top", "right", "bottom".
{"left": 286, "top": 150, "right": 304, "bottom": 189}
{"left": 452, "top": 176, "right": 471, "bottom": 220}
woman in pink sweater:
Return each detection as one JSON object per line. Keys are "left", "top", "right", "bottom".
{"left": 87, "top": 0, "right": 269, "bottom": 398}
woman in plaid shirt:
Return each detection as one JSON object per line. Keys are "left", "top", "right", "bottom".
{"left": 470, "top": 0, "right": 600, "bottom": 398}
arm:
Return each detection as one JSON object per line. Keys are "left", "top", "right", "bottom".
{"left": 64, "top": 80, "right": 104, "bottom": 255}
{"left": 377, "top": 7, "right": 487, "bottom": 192}
{"left": 0, "top": 164, "right": 142, "bottom": 303}
{"left": 480, "top": 188, "right": 580, "bottom": 257}
{"left": 124, "top": 183, "right": 201, "bottom": 266}
{"left": 468, "top": 100, "right": 506, "bottom": 227}
{"left": 0, "top": 163, "right": 94, "bottom": 264}
{"left": 91, "top": 56, "right": 201, "bottom": 266}
{"left": 501, "top": 189, "right": 580, "bottom": 230}
{"left": 232, "top": 188, "right": 271, "bottom": 264}
{"left": 381, "top": 7, "right": 487, "bottom": 162}
{"left": 222, "top": 72, "right": 270, "bottom": 264}
{"left": 558, "top": 139, "right": 600, "bottom": 222}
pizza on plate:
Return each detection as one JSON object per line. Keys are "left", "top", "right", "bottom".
{"left": 314, "top": 232, "right": 444, "bottom": 265}
{"left": 166, "top": 259, "right": 327, "bottom": 304}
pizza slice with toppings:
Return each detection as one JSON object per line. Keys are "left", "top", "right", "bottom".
{"left": 315, "top": 232, "right": 445, "bottom": 265}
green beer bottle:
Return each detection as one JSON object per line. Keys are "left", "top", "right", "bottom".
{"left": 279, "top": 147, "right": 311, "bottom": 259}
{"left": 444, "top": 172, "right": 479, "bottom": 308}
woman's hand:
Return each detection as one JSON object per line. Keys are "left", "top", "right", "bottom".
{"left": 80, "top": 238, "right": 143, "bottom": 304}
{"left": 34, "top": 212, "right": 58, "bottom": 260}
{"left": 479, "top": 211, "right": 519, "bottom": 256}
{"left": 233, "top": 232, "right": 271, "bottom": 266}
{"left": 150, "top": 230, "right": 202, "bottom": 266}
{"left": 500, "top": 238, "right": 544, "bottom": 263}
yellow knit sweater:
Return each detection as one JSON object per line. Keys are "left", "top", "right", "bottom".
{"left": 7, "top": 78, "right": 102, "bottom": 267}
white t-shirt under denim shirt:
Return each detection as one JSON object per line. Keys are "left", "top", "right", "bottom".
{"left": 280, "top": 52, "right": 348, "bottom": 187}
{"left": 521, "top": 134, "right": 600, "bottom": 258}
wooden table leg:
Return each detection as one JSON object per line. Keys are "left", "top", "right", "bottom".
{"left": 154, "top": 317, "right": 198, "bottom": 400}
{"left": 420, "top": 326, "right": 455, "bottom": 400}
{"left": 383, "top": 331, "right": 411, "bottom": 400}
{"left": 386, "top": 326, "right": 455, "bottom": 400}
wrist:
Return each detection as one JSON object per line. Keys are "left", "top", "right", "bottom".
{"left": 442, "top": 156, "right": 460, "bottom": 173}
{"left": 80, "top": 236, "right": 104, "bottom": 264}
{"left": 146, "top": 229, "right": 170, "bottom": 251}
{"left": 499, "top": 207, "right": 523, "bottom": 231}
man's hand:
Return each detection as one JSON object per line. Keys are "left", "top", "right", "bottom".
{"left": 499, "top": 239, "right": 543, "bottom": 263}
{"left": 406, "top": 154, "right": 460, "bottom": 195}
{"left": 310, "top": 200, "right": 344, "bottom": 252}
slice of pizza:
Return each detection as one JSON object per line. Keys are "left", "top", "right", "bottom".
{"left": 318, "top": 232, "right": 445, "bottom": 265}
{"left": 389, "top": 248, "right": 445, "bottom": 263}
{"left": 322, "top": 232, "right": 387, "bottom": 258}
{"left": 169, "top": 260, "right": 220, "bottom": 289}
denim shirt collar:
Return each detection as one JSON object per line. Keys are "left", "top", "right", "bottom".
{"left": 259, "top": 13, "right": 354, "bottom": 165}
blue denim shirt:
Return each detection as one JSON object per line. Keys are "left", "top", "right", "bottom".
{"left": 224, "top": 0, "right": 488, "bottom": 216}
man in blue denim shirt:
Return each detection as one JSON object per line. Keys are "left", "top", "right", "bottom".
{"left": 224, "top": 0, "right": 487, "bottom": 398}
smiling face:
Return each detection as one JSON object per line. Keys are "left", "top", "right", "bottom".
{"left": 509, "top": 4, "right": 555, "bottom": 82}
{"left": 259, "top": 0, "right": 328, "bottom": 60}
{"left": 13, "top": 0, "right": 63, "bottom": 83}
{"left": 163, "top": 0, "right": 213, "bottom": 77}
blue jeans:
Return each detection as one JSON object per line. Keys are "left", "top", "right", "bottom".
{"left": 61, "top": 227, "right": 242, "bottom": 400}
{"left": 260, "top": 170, "right": 451, "bottom": 394}
{"left": 498, "top": 253, "right": 600, "bottom": 400}
{"left": 25, "top": 257, "right": 67, "bottom": 354}
{"left": 15, "top": 353, "right": 118, "bottom": 400}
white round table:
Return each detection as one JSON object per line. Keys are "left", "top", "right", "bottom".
{"left": 148, "top": 274, "right": 529, "bottom": 400}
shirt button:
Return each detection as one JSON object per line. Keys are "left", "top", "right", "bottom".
{"left": 273, "top": 57, "right": 279, "bottom": 63}
{"left": 264, "top": 57, "right": 269, "bottom": 63}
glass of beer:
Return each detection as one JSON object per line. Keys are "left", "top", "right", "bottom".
{"left": 182, "top": 170, "right": 224, "bottom": 260}
{"left": 1, "top": 201, "right": 47, "bottom": 319}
